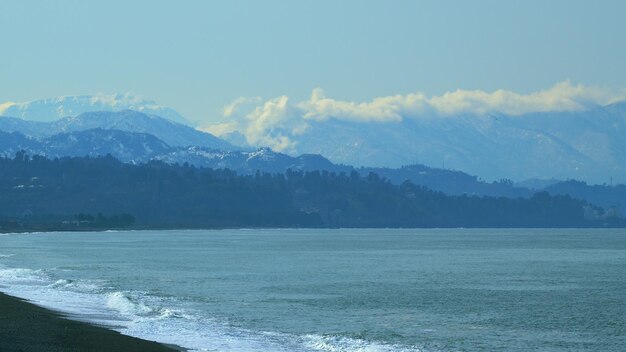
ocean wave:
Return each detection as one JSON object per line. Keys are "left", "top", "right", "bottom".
{"left": 0, "top": 267, "right": 48, "bottom": 284}
{"left": 0, "top": 264, "right": 421, "bottom": 352}
{"left": 302, "top": 334, "right": 422, "bottom": 352}
{"left": 0, "top": 231, "right": 43, "bottom": 236}
{"left": 47, "top": 278, "right": 102, "bottom": 293}
{"left": 106, "top": 291, "right": 157, "bottom": 317}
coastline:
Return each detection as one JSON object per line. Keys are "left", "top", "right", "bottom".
{"left": 0, "top": 292, "right": 185, "bottom": 352}
{"left": 2, "top": 221, "right": 626, "bottom": 235}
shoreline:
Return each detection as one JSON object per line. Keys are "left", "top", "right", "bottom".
{"left": 3, "top": 222, "right": 626, "bottom": 235}
{"left": 0, "top": 292, "right": 186, "bottom": 352}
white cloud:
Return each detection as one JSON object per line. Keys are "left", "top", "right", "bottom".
{"left": 199, "top": 122, "right": 239, "bottom": 136}
{"left": 202, "top": 81, "right": 626, "bottom": 152}
{"left": 297, "top": 88, "right": 418, "bottom": 122}
{"left": 428, "top": 81, "right": 624, "bottom": 116}
{"left": 222, "top": 96, "right": 262, "bottom": 117}
{"left": 297, "top": 81, "right": 625, "bottom": 121}
{"left": 0, "top": 101, "right": 16, "bottom": 116}
{"left": 242, "top": 95, "right": 306, "bottom": 153}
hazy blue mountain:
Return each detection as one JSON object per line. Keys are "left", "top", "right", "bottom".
{"left": 2, "top": 127, "right": 514, "bottom": 197}
{"left": 358, "top": 164, "right": 533, "bottom": 199}
{"left": 154, "top": 147, "right": 351, "bottom": 175}
{"left": 3, "top": 95, "right": 625, "bottom": 184}
{"left": 0, "top": 131, "right": 41, "bottom": 157}
{"left": 515, "top": 178, "right": 562, "bottom": 190}
{"left": 224, "top": 101, "right": 626, "bottom": 184}
{"left": 0, "top": 110, "right": 235, "bottom": 151}
{"left": 0, "top": 129, "right": 344, "bottom": 174}
{"left": 543, "top": 180, "right": 626, "bottom": 213}
{"left": 43, "top": 129, "right": 171, "bottom": 162}
{"left": 0, "top": 129, "right": 168, "bottom": 163}
{"left": 0, "top": 117, "right": 50, "bottom": 137}
{"left": 1, "top": 128, "right": 625, "bottom": 214}
{"left": 0, "top": 94, "right": 191, "bottom": 125}
{"left": 50, "top": 110, "right": 234, "bottom": 150}
{"left": 0, "top": 128, "right": 538, "bottom": 199}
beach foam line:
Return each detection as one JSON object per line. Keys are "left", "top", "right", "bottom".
{"left": 0, "top": 231, "right": 43, "bottom": 236}
{"left": 0, "top": 264, "right": 423, "bottom": 352}
{"left": 0, "top": 267, "right": 48, "bottom": 284}
{"left": 302, "top": 334, "right": 423, "bottom": 352}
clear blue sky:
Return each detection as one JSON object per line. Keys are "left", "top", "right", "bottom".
{"left": 1, "top": 0, "right": 625, "bottom": 124}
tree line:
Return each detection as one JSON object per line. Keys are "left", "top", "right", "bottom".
{"left": 0, "top": 153, "right": 623, "bottom": 231}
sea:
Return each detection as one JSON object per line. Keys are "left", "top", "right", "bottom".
{"left": 0, "top": 229, "right": 624, "bottom": 352}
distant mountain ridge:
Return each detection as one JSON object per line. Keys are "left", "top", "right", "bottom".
{"left": 44, "top": 129, "right": 171, "bottom": 161}
{"left": 1, "top": 126, "right": 624, "bottom": 215}
{"left": 1, "top": 104, "right": 625, "bottom": 215}
{"left": 0, "top": 110, "right": 234, "bottom": 151}
{"left": 5, "top": 94, "right": 625, "bottom": 184}
{"left": 154, "top": 147, "right": 347, "bottom": 174}
{"left": 0, "top": 94, "right": 190, "bottom": 125}
{"left": 0, "top": 129, "right": 345, "bottom": 173}
{"left": 221, "top": 101, "right": 626, "bottom": 184}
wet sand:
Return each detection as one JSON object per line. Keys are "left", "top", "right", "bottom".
{"left": 0, "top": 292, "right": 184, "bottom": 352}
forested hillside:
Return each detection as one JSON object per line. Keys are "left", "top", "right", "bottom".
{"left": 0, "top": 153, "right": 623, "bottom": 231}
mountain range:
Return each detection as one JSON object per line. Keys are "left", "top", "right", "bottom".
{"left": 1, "top": 122, "right": 624, "bottom": 214}
{"left": 219, "top": 101, "right": 626, "bottom": 184}
{"left": 0, "top": 126, "right": 345, "bottom": 174}
{"left": 3, "top": 94, "right": 626, "bottom": 184}
{"left": 0, "top": 110, "right": 233, "bottom": 151}
{"left": 0, "top": 95, "right": 625, "bottom": 213}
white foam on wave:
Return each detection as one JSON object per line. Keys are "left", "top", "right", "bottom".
{"left": 302, "top": 334, "right": 422, "bottom": 352}
{"left": 105, "top": 291, "right": 183, "bottom": 319}
{"left": 0, "top": 265, "right": 289, "bottom": 351}
{"left": 0, "top": 231, "right": 42, "bottom": 236}
{"left": 48, "top": 278, "right": 103, "bottom": 292}
{"left": 107, "top": 291, "right": 152, "bottom": 316}
{"left": 0, "top": 264, "right": 422, "bottom": 352}
{"left": 0, "top": 267, "right": 48, "bottom": 284}
{"left": 0, "top": 266, "right": 127, "bottom": 325}
{"left": 0, "top": 253, "right": 15, "bottom": 258}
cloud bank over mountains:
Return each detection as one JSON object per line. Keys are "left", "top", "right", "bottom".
{"left": 204, "top": 81, "right": 626, "bottom": 153}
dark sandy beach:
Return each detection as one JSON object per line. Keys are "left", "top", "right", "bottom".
{"left": 0, "top": 292, "right": 182, "bottom": 352}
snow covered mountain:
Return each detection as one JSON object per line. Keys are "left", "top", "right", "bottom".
{"left": 0, "top": 127, "right": 532, "bottom": 198}
{"left": 43, "top": 129, "right": 171, "bottom": 161}
{"left": 0, "top": 129, "right": 168, "bottom": 162}
{"left": 0, "top": 94, "right": 190, "bottom": 125}
{"left": 0, "top": 129, "right": 344, "bottom": 174}
{"left": 4, "top": 92, "right": 625, "bottom": 184}
{"left": 154, "top": 147, "right": 347, "bottom": 174}
{"left": 0, "top": 131, "right": 41, "bottom": 155}
{"left": 222, "top": 101, "right": 626, "bottom": 184}
{"left": 0, "top": 110, "right": 234, "bottom": 151}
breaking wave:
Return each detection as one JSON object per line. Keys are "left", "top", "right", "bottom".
{"left": 0, "top": 264, "right": 422, "bottom": 352}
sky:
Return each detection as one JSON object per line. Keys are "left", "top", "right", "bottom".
{"left": 1, "top": 0, "right": 626, "bottom": 125}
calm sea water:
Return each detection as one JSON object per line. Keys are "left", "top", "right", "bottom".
{"left": 0, "top": 229, "right": 624, "bottom": 351}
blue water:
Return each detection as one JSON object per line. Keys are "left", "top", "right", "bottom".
{"left": 0, "top": 229, "right": 624, "bottom": 351}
